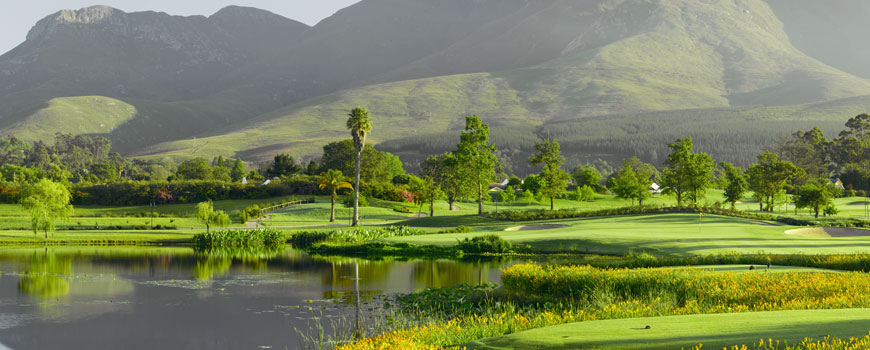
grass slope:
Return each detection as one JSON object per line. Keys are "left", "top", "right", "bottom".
{"left": 389, "top": 214, "right": 870, "bottom": 255}
{"left": 133, "top": 73, "right": 537, "bottom": 162}
{"left": 0, "top": 96, "right": 136, "bottom": 142}
{"left": 466, "top": 308, "right": 870, "bottom": 350}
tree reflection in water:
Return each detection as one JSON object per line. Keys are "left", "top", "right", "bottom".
{"left": 18, "top": 250, "right": 73, "bottom": 300}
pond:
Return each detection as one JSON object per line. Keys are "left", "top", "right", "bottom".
{"left": 0, "top": 246, "right": 547, "bottom": 349}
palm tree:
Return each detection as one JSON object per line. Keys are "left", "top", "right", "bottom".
{"left": 318, "top": 169, "right": 352, "bottom": 222}
{"left": 346, "top": 107, "right": 372, "bottom": 227}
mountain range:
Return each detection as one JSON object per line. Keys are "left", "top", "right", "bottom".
{"left": 2, "top": 0, "right": 870, "bottom": 174}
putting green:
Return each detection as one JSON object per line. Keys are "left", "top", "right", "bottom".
{"left": 466, "top": 309, "right": 870, "bottom": 350}
{"left": 389, "top": 214, "right": 870, "bottom": 255}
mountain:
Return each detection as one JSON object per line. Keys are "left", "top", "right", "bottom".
{"left": 765, "top": 0, "right": 870, "bottom": 79}
{"left": 1, "top": 0, "right": 870, "bottom": 173}
{"left": 0, "top": 5, "right": 309, "bottom": 145}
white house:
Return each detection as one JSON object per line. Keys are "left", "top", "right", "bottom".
{"left": 650, "top": 182, "right": 662, "bottom": 194}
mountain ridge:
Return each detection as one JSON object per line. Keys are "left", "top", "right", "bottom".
{"left": 1, "top": 0, "right": 869, "bottom": 172}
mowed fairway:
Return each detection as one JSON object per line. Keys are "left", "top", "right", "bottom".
{"left": 389, "top": 214, "right": 870, "bottom": 255}
{"left": 465, "top": 309, "right": 870, "bottom": 350}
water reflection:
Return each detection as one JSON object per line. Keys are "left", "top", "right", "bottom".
{"left": 0, "top": 246, "right": 531, "bottom": 350}
{"left": 18, "top": 252, "right": 72, "bottom": 300}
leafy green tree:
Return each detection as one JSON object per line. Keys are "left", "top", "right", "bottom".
{"left": 530, "top": 138, "right": 570, "bottom": 210}
{"left": 747, "top": 151, "right": 805, "bottom": 212}
{"left": 422, "top": 153, "right": 470, "bottom": 211}
{"left": 195, "top": 201, "right": 230, "bottom": 232}
{"left": 320, "top": 140, "right": 403, "bottom": 183}
{"left": 456, "top": 115, "right": 498, "bottom": 216}
{"left": 577, "top": 185, "right": 595, "bottom": 202}
{"left": 522, "top": 174, "right": 544, "bottom": 197}
{"left": 499, "top": 186, "right": 516, "bottom": 207}
{"left": 507, "top": 175, "right": 522, "bottom": 187}
{"left": 267, "top": 153, "right": 302, "bottom": 178}
{"left": 20, "top": 179, "right": 73, "bottom": 238}
{"left": 88, "top": 162, "right": 118, "bottom": 183}
{"left": 347, "top": 107, "right": 372, "bottom": 226}
{"left": 520, "top": 190, "right": 537, "bottom": 205}
{"left": 661, "top": 137, "right": 715, "bottom": 207}
{"left": 795, "top": 182, "right": 835, "bottom": 218}
{"left": 231, "top": 159, "right": 246, "bottom": 182}
{"left": 572, "top": 166, "right": 602, "bottom": 192}
{"left": 176, "top": 158, "right": 214, "bottom": 180}
{"left": 318, "top": 169, "right": 352, "bottom": 222}
{"left": 408, "top": 175, "right": 443, "bottom": 217}
{"left": 305, "top": 160, "right": 319, "bottom": 176}
{"left": 611, "top": 158, "right": 653, "bottom": 207}
{"left": 778, "top": 127, "right": 829, "bottom": 183}
{"left": 720, "top": 162, "right": 749, "bottom": 210}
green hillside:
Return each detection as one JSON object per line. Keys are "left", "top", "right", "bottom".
{"left": 0, "top": 96, "right": 136, "bottom": 142}
{"left": 132, "top": 73, "right": 540, "bottom": 162}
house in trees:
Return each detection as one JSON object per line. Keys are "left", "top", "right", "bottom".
{"left": 831, "top": 178, "right": 845, "bottom": 190}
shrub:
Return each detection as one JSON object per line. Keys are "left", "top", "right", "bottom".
{"left": 439, "top": 225, "right": 473, "bottom": 234}
{"left": 343, "top": 195, "right": 369, "bottom": 208}
{"left": 393, "top": 206, "right": 412, "bottom": 213}
{"left": 457, "top": 235, "right": 512, "bottom": 254}
{"left": 289, "top": 226, "right": 426, "bottom": 248}
{"left": 191, "top": 228, "right": 285, "bottom": 248}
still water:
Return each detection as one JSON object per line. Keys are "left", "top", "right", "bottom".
{"left": 0, "top": 246, "right": 535, "bottom": 350}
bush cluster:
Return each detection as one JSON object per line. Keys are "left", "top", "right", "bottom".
{"left": 191, "top": 228, "right": 285, "bottom": 248}
{"left": 289, "top": 226, "right": 425, "bottom": 248}
{"left": 457, "top": 235, "right": 513, "bottom": 254}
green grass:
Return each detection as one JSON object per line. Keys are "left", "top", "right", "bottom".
{"left": 0, "top": 96, "right": 137, "bottom": 142}
{"left": 0, "top": 230, "right": 194, "bottom": 245}
{"left": 465, "top": 309, "right": 870, "bottom": 350}
{"left": 682, "top": 265, "right": 836, "bottom": 273}
{"left": 388, "top": 214, "right": 870, "bottom": 255}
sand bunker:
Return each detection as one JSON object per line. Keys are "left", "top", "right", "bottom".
{"left": 785, "top": 227, "right": 870, "bottom": 238}
{"left": 505, "top": 224, "right": 569, "bottom": 231}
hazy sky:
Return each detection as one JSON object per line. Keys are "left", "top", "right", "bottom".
{"left": 0, "top": 0, "right": 362, "bottom": 54}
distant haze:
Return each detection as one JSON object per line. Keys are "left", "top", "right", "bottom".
{"left": 0, "top": 0, "right": 361, "bottom": 54}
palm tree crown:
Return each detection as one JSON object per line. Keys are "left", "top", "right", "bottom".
{"left": 346, "top": 107, "right": 372, "bottom": 152}
{"left": 318, "top": 169, "right": 352, "bottom": 192}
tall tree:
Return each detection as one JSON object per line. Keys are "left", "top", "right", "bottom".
{"left": 20, "top": 179, "right": 73, "bottom": 238}
{"left": 778, "top": 127, "right": 829, "bottom": 183}
{"left": 572, "top": 166, "right": 602, "bottom": 192}
{"left": 747, "top": 151, "right": 805, "bottom": 212}
{"left": 231, "top": 159, "right": 246, "bottom": 182}
{"left": 610, "top": 157, "right": 654, "bottom": 207}
{"left": 720, "top": 162, "right": 748, "bottom": 211}
{"left": 422, "top": 153, "right": 469, "bottom": 211}
{"left": 499, "top": 186, "right": 516, "bottom": 207}
{"left": 529, "top": 137, "right": 570, "bottom": 210}
{"left": 456, "top": 115, "right": 498, "bottom": 216}
{"left": 195, "top": 201, "right": 230, "bottom": 232}
{"left": 346, "top": 107, "right": 372, "bottom": 226}
{"left": 408, "top": 175, "right": 442, "bottom": 217}
{"left": 661, "top": 137, "right": 715, "bottom": 207}
{"left": 318, "top": 169, "right": 352, "bottom": 222}
{"left": 267, "top": 153, "right": 302, "bottom": 178}
{"left": 795, "top": 182, "right": 835, "bottom": 218}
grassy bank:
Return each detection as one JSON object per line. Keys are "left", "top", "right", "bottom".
{"left": 389, "top": 214, "right": 870, "bottom": 255}
{"left": 466, "top": 309, "right": 870, "bottom": 350}
{"left": 0, "top": 230, "right": 194, "bottom": 245}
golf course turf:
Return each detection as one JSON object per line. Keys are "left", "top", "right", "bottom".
{"left": 389, "top": 214, "right": 870, "bottom": 255}
{"left": 465, "top": 309, "right": 870, "bottom": 350}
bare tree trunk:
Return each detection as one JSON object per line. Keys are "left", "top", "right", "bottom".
{"left": 429, "top": 198, "right": 434, "bottom": 217}
{"left": 478, "top": 186, "right": 483, "bottom": 216}
{"left": 550, "top": 196, "right": 554, "bottom": 211}
{"left": 352, "top": 151, "right": 361, "bottom": 226}
{"left": 330, "top": 191, "right": 336, "bottom": 222}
